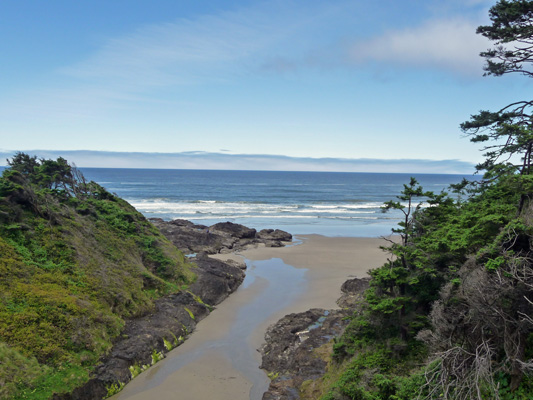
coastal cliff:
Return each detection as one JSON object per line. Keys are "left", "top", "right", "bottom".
{"left": 0, "top": 154, "right": 291, "bottom": 400}
{"left": 0, "top": 155, "right": 197, "bottom": 399}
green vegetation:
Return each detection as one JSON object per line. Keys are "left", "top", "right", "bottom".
{"left": 0, "top": 154, "right": 195, "bottom": 399}
{"left": 151, "top": 349, "right": 165, "bottom": 365}
{"left": 184, "top": 307, "right": 196, "bottom": 320}
{"left": 318, "top": 2, "right": 533, "bottom": 399}
{"left": 104, "top": 381, "right": 125, "bottom": 399}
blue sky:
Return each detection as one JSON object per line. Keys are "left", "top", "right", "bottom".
{"left": 0, "top": 0, "right": 527, "bottom": 172}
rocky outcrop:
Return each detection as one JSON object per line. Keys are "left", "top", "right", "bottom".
{"left": 337, "top": 277, "right": 371, "bottom": 309}
{"left": 210, "top": 221, "right": 257, "bottom": 239}
{"left": 260, "top": 309, "right": 348, "bottom": 400}
{"left": 257, "top": 229, "right": 293, "bottom": 242}
{"left": 53, "top": 246, "right": 245, "bottom": 400}
{"left": 188, "top": 254, "right": 245, "bottom": 304}
{"left": 150, "top": 219, "right": 292, "bottom": 254}
{"left": 260, "top": 277, "right": 370, "bottom": 400}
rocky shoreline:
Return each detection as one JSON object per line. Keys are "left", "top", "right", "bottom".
{"left": 54, "top": 220, "right": 292, "bottom": 400}
{"left": 53, "top": 218, "right": 368, "bottom": 400}
{"left": 149, "top": 218, "right": 293, "bottom": 255}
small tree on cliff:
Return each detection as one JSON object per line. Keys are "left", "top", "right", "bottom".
{"left": 381, "top": 177, "right": 432, "bottom": 248}
{"left": 367, "top": 178, "right": 438, "bottom": 340}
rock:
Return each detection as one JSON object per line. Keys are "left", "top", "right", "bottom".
{"left": 264, "top": 240, "right": 283, "bottom": 248}
{"left": 169, "top": 218, "right": 207, "bottom": 229}
{"left": 149, "top": 218, "right": 230, "bottom": 254}
{"left": 341, "top": 277, "right": 370, "bottom": 294}
{"left": 337, "top": 277, "right": 370, "bottom": 308}
{"left": 260, "top": 277, "right": 371, "bottom": 400}
{"left": 149, "top": 218, "right": 292, "bottom": 255}
{"left": 53, "top": 253, "right": 245, "bottom": 400}
{"left": 209, "top": 221, "right": 257, "bottom": 239}
{"left": 223, "top": 258, "right": 247, "bottom": 270}
{"left": 258, "top": 229, "right": 292, "bottom": 242}
{"left": 188, "top": 256, "right": 245, "bottom": 305}
{"left": 260, "top": 309, "right": 350, "bottom": 400}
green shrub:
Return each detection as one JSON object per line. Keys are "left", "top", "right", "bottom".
{"left": 0, "top": 155, "right": 195, "bottom": 398}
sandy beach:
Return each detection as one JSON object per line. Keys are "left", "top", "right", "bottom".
{"left": 111, "top": 235, "right": 390, "bottom": 400}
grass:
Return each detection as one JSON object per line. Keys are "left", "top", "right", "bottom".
{"left": 0, "top": 170, "right": 196, "bottom": 399}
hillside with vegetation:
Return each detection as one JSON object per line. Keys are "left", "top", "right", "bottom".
{"left": 0, "top": 154, "right": 196, "bottom": 399}
{"left": 314, "top": 1, "right": 533, "bottom": 399}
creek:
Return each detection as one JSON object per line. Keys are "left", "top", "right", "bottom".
{"left": 111, "top": 257, "right": 307, "bottom": 400}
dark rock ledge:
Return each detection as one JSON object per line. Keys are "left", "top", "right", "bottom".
{"left": 260, "top": 277, "right": 370, "bottom": 400}
{"left": 54, "top": 221, "right": 292, "bottom": 400}
{"left": 149, "top": 219, "right": 293, "bottom": 255}
{"left": 53, "top": 256, "right": 244, "bottom": 400}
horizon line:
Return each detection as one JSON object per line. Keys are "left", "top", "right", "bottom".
{"left": 0, "top": 149, "right": 477, "bottom": 175}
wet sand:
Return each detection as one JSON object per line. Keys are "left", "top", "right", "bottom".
{"left": 111, "top": 235, "right": 390, "bottom": 400}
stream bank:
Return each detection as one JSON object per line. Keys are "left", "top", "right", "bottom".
{"left": 108, "top": 234, "right": 388, "bottom": 400}
{"left": 110, "top": 257, "right": 306, "bottom": 400}
{"left": 53, "top": 221, "right": 292, "bottom": 400}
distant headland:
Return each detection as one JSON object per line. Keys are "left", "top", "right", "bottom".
{"left": 0, "top": 150, "right": 474, "bottom": 174}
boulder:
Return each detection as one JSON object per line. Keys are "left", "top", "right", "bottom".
{"left": 149, "top": 218, "right": 231, "bottom": 254}
{"left": 337, "top": 277, "right": 370, "bottom": 308}
{"left": 209, "top": 221, "right": 257, "bottom": 239}
{"left": 169, "top": 219, "right": 207, "bottom": 229}
{"left": 257, "top": 229, "right": 292, "bottom": 242}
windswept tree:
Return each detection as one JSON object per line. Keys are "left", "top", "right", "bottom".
{"left": 367, "top": 179, "right": 441, "bottom": 340}
{"left": 478, "top": 0, "right": 533, "bottom": 79}
{"left": 461, "top": 0, "right": 533, "bottom": 180}
{"left": 0, "top": 153, "right": 108, "bottom": 217}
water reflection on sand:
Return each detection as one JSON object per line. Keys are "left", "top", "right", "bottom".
{"left": 111, "top": 257, "right": 307, "bottom": 400}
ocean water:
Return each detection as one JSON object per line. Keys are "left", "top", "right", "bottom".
{"left": 80, "top": 168, "right": 469, "bottom": 237}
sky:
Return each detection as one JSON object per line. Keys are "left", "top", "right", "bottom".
{"left": 0, "top": 0, "right": 528, "bottom": 173}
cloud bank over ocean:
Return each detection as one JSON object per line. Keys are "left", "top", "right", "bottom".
{"left": 0, "top": 150, "right": 474, "bottom": 175}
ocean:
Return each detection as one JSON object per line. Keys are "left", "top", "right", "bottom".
{"left": 79, "top": 168, "right": 469, "bottom": 237}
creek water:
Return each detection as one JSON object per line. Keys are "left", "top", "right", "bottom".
{"left": 111, "top": 257, "right": 307, "bottom": 400}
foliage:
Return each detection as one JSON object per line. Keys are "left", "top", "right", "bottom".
{"left": 477, "top": 0, "right": 533, "bottom": 79}
{"left": 184, "top": 307, "right": 195, "bottom": 320}
{"left": 323, "top": 343, "right": 427, "bottom": 400}
{"left": 128, "top": 363, "right": 149, "bottom": 379}
{"left": 151, "top": 349, "right": 165, "bottom": 365}
{"left": 0, "top": 154, "right": 195, "bottom": 399}
{"left": 0, "top": 343, "right": 49, "bottom": 399}
{"left": 381, "top": 177, "right": 434, "bottom": 246}
{"left": 461, "top": 1, "right": 533, "bottom": 179}
{"left": 324, "top": 171, "right": 532, "bottom": 399}
{"left": 319, "top": 4, "right": 533, "bottom": 399}
{"left": 104, "top": 381, "right": 125, "bottom": 398}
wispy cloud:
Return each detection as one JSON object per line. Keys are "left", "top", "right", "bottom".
{"left": 1, "top": 2, "right": 341, "bottom": 121}
{"left": 0, "top": 1, "right": 495, "bottom": 134}
{"left": 0, "top": 150, "right": 475, "bottom": 175}
{"left": 349, "top": 18, "right": 490, "bottom": 76}
{"left": 60, "top": 2, "right": 332, "bottom": 88}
